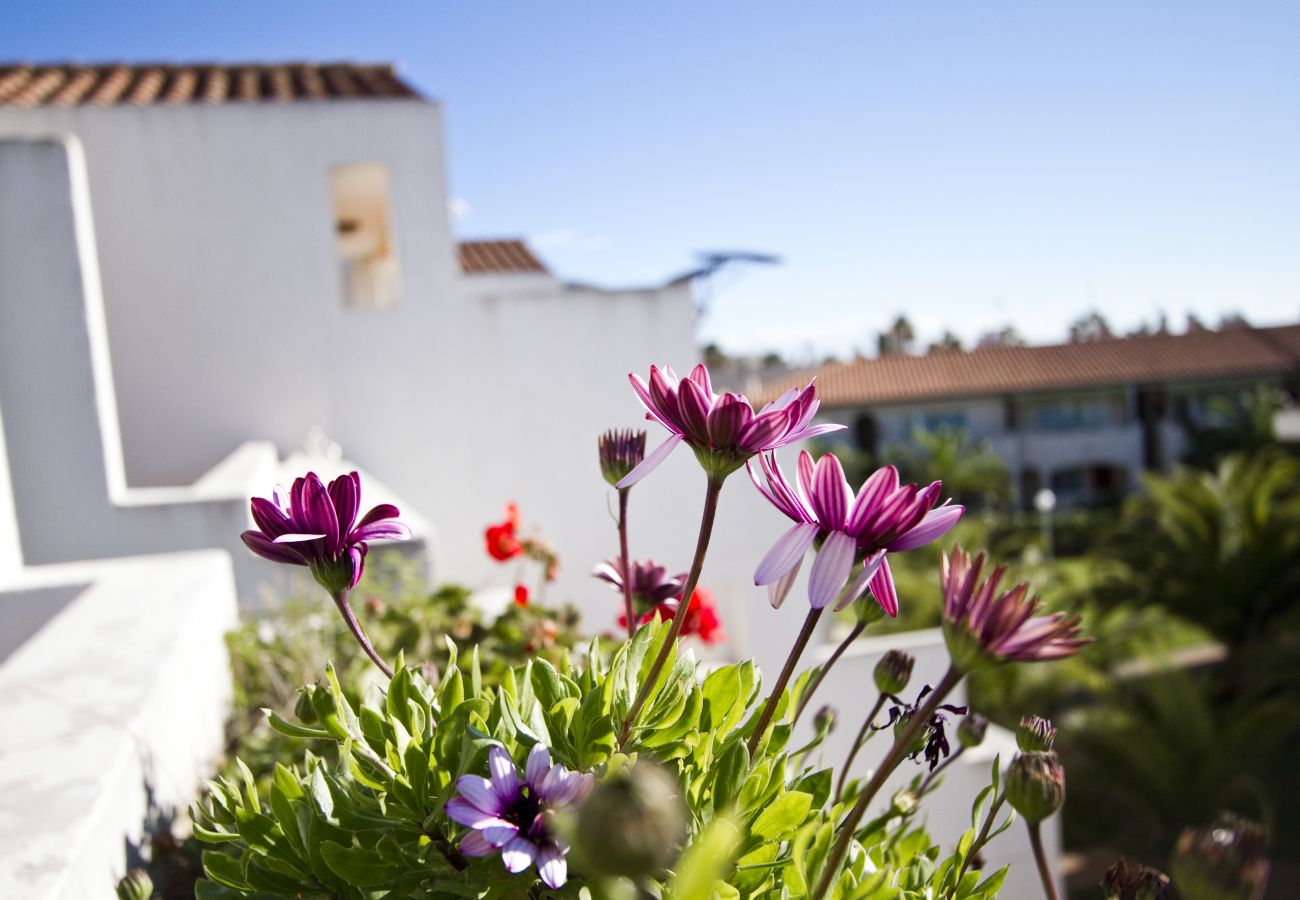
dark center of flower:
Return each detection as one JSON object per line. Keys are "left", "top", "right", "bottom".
{"left": 503, "top": 789, "right": 544, "bottom": 831}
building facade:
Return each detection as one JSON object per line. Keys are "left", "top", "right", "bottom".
{"left": 762, "top": 325, "right": 1300, "bottom": 508}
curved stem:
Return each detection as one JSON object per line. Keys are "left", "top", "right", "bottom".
{"left": 617, "top": 476, "right": 725, "bottom": 749}
{"left": 946, "top": 790, "right": 1005, "bottom": 900}
{"left": 332, "top": 589, "right": 394, "bottom": 678}
{"left": 792, "top": 619, "right": 866, "bottom": 728}
{"left": 1028, "top": 822, "right": 1060, "bottom": 900}
{"left": 617, "top": 488, "right": 636, "bottom": 639}
{"left": 834, "top": 693, "right": 886, "bottom": 804}
{"left": 748, "top": 606, "right": 824, "bottom": 758}
{"left": 814, "top": 665, "right": 963, "bottom": 899}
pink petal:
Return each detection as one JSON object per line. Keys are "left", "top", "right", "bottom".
{"left": 688, "top": 363, "right": 714, "bottom": 398}
{"left": 488, "top": 747, "right": 521, "bottom": 798}
{"left": 809, "top": 453, "right": 851, "bottom": 530}
{"left": 754, "top": 521, "right": 819, "bottom": 585}
{"left": 776, "top": 421, "right": 846, "bottom": 447}
{"left": 249, "top": 497, "right": 293, "bottom": 538}
{"left": 887, "top": 504, "right": 964, "bottom": 552}
{"left": 350, "top": 521, "right": 412, "bottom": 543}
{"left": 707, "top": 393, "right": 754, "bottom": 448}
{"left": 454, "top": 775, "right": 504, "bottom": 815}
{"left": 241, "top": 531, "right": 307, "bottom": 565}
{"left": 328, "top": 472, "right": 360, "bottom": 538}
{"left": 629, "top": 372, "right": 674, "bottom": 429}
{"left": 355, "top": 502, "right": 400, "bottom": 529}
{"left": 808, "top": 531, "right": 857, "bottom": 609}
{"left": 832, "top": 550, "right": 886, "bottom": 612}
{"left": 868, "top": 555, "right": 899, "bottom": 617}
{"left": 525, "top": 743, "right": 551, "bottom": 787}
{"left": 738, "top": 406, "right": 793, "bottom": 453}
{"left": 676, "top": 377, "right": 712, "bottom": 443}
{"left": 615, "top": 433, "right": 683, "bottom": 488}
{"left": 445, "top": 797, "right": 514, "bottom": 830}
{"left": 768, "top": 556, "right": 803, "bottom": 609}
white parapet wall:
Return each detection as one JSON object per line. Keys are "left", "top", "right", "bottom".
{"left": 0, "top": 550, "right": 238, "bottom": 900}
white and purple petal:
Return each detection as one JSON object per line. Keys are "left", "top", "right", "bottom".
{"left": 754, "top": 521, "right": 819, "bottom": 586}
{"left": 615, "top": 433, "right": 683, "bottom": 488}
{"left": 808, "top": 531, "right": 857, "bottom": 609}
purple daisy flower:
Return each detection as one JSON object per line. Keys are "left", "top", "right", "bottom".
{"left": 941, "top": 547, "right": 1089, "bottom": 670}
{"left": 617, "top": 363, "right": 843, "bottom": 487}
{"left": 592, "top": 559, "right": 687, "bottom": 608}
{"left": 241, "top": 471, "right": 409, "bottom": 677}
{"left": 446, "top": 744, "right": 592, "bottom": 889}
{"left": 241, "top": 471, "right": 410, "bottom": 595}
{"left": 748, "top": 450, "right": 964, "bottom": 611}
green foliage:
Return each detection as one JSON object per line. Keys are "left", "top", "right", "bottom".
{"left": 1106, "top": 451, "right": 1300, "bottom": 652}
{"left": 194, "top": 618, "right": 1013, "bottom": 899}
{"left": 224, "top": 560, "right": 582, "bottom": 782}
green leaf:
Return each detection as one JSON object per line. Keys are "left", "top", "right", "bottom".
{"left": 751, "top": 791, "right": 813, "bottom": 842}
{"left": 669, "top": 815, "right": 743, "bottom": 900}
{"left": 264, "top": 710, "right": 331, "bottom": 740}
{"left": 973, "top": 865, "right": 1009, "bottom": 896}
{"left": 200, "top": 850, "right": 251, "bottom": 891}
{"left": 712, "top": 739, "right": 750, "bottom": 812}
{"left": 319, "top": 840, "right": 399, "bottom": 886}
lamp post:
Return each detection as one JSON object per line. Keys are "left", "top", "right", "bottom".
{"left": 1034, "top": 488, "right": 1057, "bottom": 561}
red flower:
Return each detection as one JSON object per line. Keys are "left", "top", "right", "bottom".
{"left": 619, "top": 587, "right": 724, "bottom": 645}
{"left": 484, "top": 502, "right": 523, "bottom": 561}
{"left": 514, "top": 584, "right": 530, "bottom": 607}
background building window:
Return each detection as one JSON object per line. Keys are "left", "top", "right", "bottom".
{"left": 331, "top": 163, "right": 400, "bottom": 309}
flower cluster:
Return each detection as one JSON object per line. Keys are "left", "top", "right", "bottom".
{"left": 447, "top": 744, "right": 592, "bottom": 889}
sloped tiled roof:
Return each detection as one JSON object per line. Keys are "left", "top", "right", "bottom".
{"left": 0, "top": 62, "right": 422, "bottom": 107}
{"left": 760, "top": 325, "right": 1300, "bottom": 408}
{"left": 457, "top": 239, "right": 549, "bottom": 275}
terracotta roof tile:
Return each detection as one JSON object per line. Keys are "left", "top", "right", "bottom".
{"left": 759, "top": 325, "right": 1300, "bottom": 408}
{"left": 457, "top": 239, "right": 549, "bottom": 275}
{"left": 0, "top": 62, "right": 423, "bottom": 107}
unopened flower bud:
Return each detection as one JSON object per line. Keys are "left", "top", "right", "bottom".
{"left": 572, "top": 761, "right": 687, "bottom": 878}
{"left": 1017, "top": 715, "right": 1056, "bottom": 752}
{"left": 598, "top": 429, "right": 647, "bottom": 488}
{"left": 1005, "top": 751, "right": 1065, "bottom": 824}
{"left": 116, "top": 868, "right": 153, "bottom": 900}
{"left": 874, "top": 649, "right": 915, "bottom": 695}
{"left": 294, "top": 686, "right": 318, "bottom": 725}
{"left": 958, "top": 713, "right": 988, "bottom": 749}
{"left": 814, "top": 705, "right": 837, "bottom": 735}
{"left": 1104, "top": 858, "right": 1174, "bottom": 900}
{"left": 850, "top": 589, "right": 886, "bottom": 626}
{"left": 891, "top": 788, "right": 918, "bottom": 817}
{"left": 1170, "top": 812, "right": 1269, "bottom": 900}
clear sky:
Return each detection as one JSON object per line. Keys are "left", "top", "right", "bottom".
{"left": 5, "top": 2, "right": 1298, "bottom": 360}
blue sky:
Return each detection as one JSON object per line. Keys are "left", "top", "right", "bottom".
{"left": 5, "top": 2, "right": 1299, "bottom": 360}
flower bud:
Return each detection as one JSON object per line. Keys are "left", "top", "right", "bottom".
{"left": 294, "top": 686, "right": 318, "bottom": 725}
{"left": 1169, "top": 812, "right": 1269, "bottom": 900}
{"left": 598, "top": 429, "right": 647, "bottom": 488}
{"left": 957, "top": 713, "right": 988, "bottom": 749}
{"left": 1016, "top": 715, "right": 1056, "bottom": 752}
{"left": 874, "top": 649, "right": 915, "bottom": 695}
{"left": 1104, "top": 858, "right": 1174, "bottom": 900}
{"left": 116, "top": 868, "right": 153, "bottom": 900}
{"left": 1005, "top": 751, "right": 1065, "bottom": 825}
{"left": 890, "top": 788, "right": 918, "bottom": 817}
{"left": 572, "top": 761, "right": 687, "bottom": 878}
{"left": 849, "top": 588, "right": 886, "bottom": 626}
{"left": 814, "top": 705, "right": 837, "bottom": 735}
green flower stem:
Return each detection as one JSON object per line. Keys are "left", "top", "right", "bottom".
{"left": 332, "top": 589, "right": 394, "bottom": 678}
{"left": 617, "top": 488, "right": 636, "bottom": 639}
{"left": 833, "top": 693, "right": 887, "bottom": 805}
{"left": 945, "top": 789, "right": 1006, "bottom": 900}
{"left": 748, "top": 606, "right": 825, "bottom": 758}
{"left": 814, "top": 664, "right": 963, "bottom": 900}
{"left": 618, "top": 475, "right": 725, "bottom": 749}
{"left": 791, "top": 618, "right": 867, "bottom": 728}
{"left": 1028, "top": 822, "right": 1060, "bottom": 900}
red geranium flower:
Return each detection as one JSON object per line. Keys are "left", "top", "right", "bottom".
{"left": 485, "top": 502, "right": 523, "bottom": 561}
{"left": 514, "top": 584, "right": 530, "bottom": 607}
{"left": 620, "top": 587, "right": 724, "bottom": 645}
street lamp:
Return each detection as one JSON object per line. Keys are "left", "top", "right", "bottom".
{"left": 1034, "top": 488, "right": 1057, "bottom": 561}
